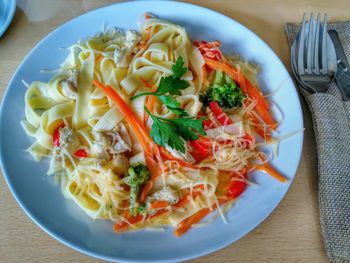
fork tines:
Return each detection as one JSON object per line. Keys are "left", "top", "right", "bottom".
{"left": 297, "top": 13, "right": 328, "bottom": 76}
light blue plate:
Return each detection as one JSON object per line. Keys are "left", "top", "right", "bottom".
{"left": 0, "top": 1, "right": 303, "bottom": 262}
{"left": 0, "top": 0, "right": 16, "bottom": 37}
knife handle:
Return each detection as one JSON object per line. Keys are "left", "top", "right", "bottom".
{"left": 335, "top": 61, "right": 350, "bottom": 100}
{"left": 329, "top": 30, "right": 350, "bottom": 69}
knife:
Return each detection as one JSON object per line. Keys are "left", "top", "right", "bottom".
{"left": 329, "top": 30, "right": 350, "bottom": 100}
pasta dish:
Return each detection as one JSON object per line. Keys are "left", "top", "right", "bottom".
{"left": 22, "top": 14, "right": 286, "bottom": 236}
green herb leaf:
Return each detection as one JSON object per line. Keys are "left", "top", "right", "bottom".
{"left": 145, "top": 107, "right": 206, "bottom": 153}
{"left": 173, "top": 124, "right": 199, "bottom": 141}
{"left": 172, "top": 56, "right": 188, "bottom": 79}
{"left": 158, "top": 95, "right": 189, "bottom": 117}
{"left": 148, "top": 111, "right": 186, "bottom": 153}
{"left": 156, "top": 76, "right": 189, "bottom": 96}
{"left": 171, "top": 117, "right": 207, "bottom": 138}
{"left": 130, "top": 92, "right": 154, "bottom": 100}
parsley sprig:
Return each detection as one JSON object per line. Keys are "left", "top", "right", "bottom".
{"left": 145, "top": 107, "right": 206, "bottom": 153}
{"left": 131, "top": 57, "right": 189, "bottom": 117}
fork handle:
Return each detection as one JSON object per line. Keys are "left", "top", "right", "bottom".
{"left": 306, "top": 93, "right": 350, "bottom": 261}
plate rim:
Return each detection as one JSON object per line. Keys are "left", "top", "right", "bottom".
{"left": 0, "top": 0, "right": 16, "bottom": 37}
{"left": 0, "top": 1, "right": 304, "bottom": 262}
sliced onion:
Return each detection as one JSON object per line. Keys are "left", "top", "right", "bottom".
{"left": 206, "top": 122, "right": 244, "bottom": 139}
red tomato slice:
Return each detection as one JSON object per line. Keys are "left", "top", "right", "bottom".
{"left": 190, "top": 140, "right": 210, "bottom": 155}
{"left": 74, "top": 149, "right": 88, "bottom": 158}
{"left": 209, "top": 101, "right": 233, "bottom": 126}
{"left": 189, "top": 150, "right": 207, "bottom": 163}
{"left": 228, "top": 171, "right": 247, "bottom": 198}
{"left": 228, "top": 180, "right": 246, "bottom": 198}
{"left": 189, "top": 137, "right": 211, "bottom": 163}
{"left": 203, "top": 119, "right": 216, "bottom": 130}
{"left": 196, "top": 111, "right": 216, "bottom": 130}
{"left": 52, "top": 124, "right": 65, "bottom": 147}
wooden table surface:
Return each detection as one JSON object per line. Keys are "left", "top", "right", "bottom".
{"left": 1, "top": 0, "right": 349, "bottom": 262}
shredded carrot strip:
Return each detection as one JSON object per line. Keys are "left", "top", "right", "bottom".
{"left": 138, "top": 26, "right": 152, "bottom": 50}
{"left": 175, "top": 208, "right": 211, "bottom": 237}
{"left": 255, "top": 163, "right": 287, "bottom": 182}
{"left": 174, "top": 189, "right": 237, "bottom": 236}
{"left": 139, "top": 77, "right": 155, "bottom": 89}
{"left": 173, "top": 196, "right": 189, "bottom": 209}
{"left": 173, "top": 185, "right": 204, "bottom": 208}
{"left": 243, "top": 77, "right": 276, "bottom": 128}
{"left": 159, "top": 148, "right": 198, "bottom": 169}
{"left": 139, "top": 180, "right": 154, "bottom": 203}
{"left": 201, "top": 40, "right": 221, "bottom": 48}
{"left": 114, "top": 213, "right": 143, "bottom": 232}
{"left": 95, "top": 54, "right": 104, "bottom": 63}
{"left": 242, "top": 76, "right": 269, "bottom": 110}
{"left": 114, "top": 223, "right": 128, "bottom": 232}
{"left": 204, "top": 58, "right": 240, "bottom": 82}
{"left": 150, "top": 200, "right": 169, "bottom": 210}
{"left": 248, "top": 110, "right": 272, "bottom": 141}
{"left": 149, "top": 209, "right": 168, "bottom": 219}
{"left": 145, "top": 26, "right": 152, "bottom": 43}
{"left": 120, "top": 200, "right": 129, "bottom": 208}
{"left": 144, "top": 13, "right": 152, "bottom": 20}
{"left": 139, "top": 77, "right": 158, "bottom": 125}
{"left": 144, "top": 96, "right": 157, "bottom": 124}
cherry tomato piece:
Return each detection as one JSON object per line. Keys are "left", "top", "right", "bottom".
{"left": 52, "top": 124, "right": 65, "bottom": 147}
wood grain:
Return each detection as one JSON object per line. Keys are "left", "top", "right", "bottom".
{"left": 1, "top": 0, "right": 349, "bottom": 262}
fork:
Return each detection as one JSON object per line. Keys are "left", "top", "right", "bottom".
{"left": 292, "top": 13, "right": 336, "bottom": 93}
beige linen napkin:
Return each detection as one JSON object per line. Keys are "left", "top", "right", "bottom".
{"left": 285, "top": 22, "right": 350, "bottom": 263}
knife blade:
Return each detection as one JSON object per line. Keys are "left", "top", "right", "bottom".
{"left": 329, "top": 30, "right": 350, "bottom": 100}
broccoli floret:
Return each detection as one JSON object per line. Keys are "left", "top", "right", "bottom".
{"left": 200, "top": 70, "right": 245, "bottom": 109}
{"left": 127, "top": 163, "right": 150, "bottom": 215}
{"left": 137, "top": 203, "right": 146, "bottom": 214}
{"left": 201, "top": 82, "right": 245, "bottom": 109}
